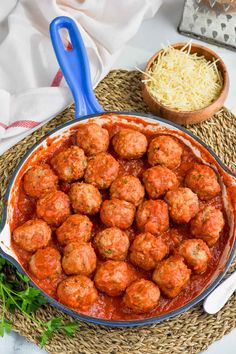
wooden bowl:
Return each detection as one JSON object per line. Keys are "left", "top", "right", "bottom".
{"left": 142, "top": 43, "right": 229, "bottom": 125}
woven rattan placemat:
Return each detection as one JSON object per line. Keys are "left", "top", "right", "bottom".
{"left": 0, "top": 70, "right": 236, "bottom": 354}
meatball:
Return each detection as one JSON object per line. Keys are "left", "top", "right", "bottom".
{"left": 62, "top": 242, "right": 96, "bottom": 276}
{"left": 76, "top": 123, "right": 109, "bottom": 156}
{"left": 190, "top": 206, "right": 225, "bottom": 246}
{"left": 94, "top": 260, "right": 130, "bottom": 296}
{"left": 136, "top": 200, "right": 169, "bottom": 236}
{"left": 84, "top": 152, "right": 119, "bottom": 189}
{"left": 29, "top": 247, "right": 62, "bottom": 279}
{"left": 165, "top": 187, "right": 199, "bottom": 224}
{"left": 36, "top": 191, "right": 71, "bottom": 226}
{"left": 143, "top": 166, "right": 179, "bottom": 199}
{"left": 185, "top": 164, "right": 221, "bottom": 200}
{"left": 100, "top": 198, "right": 136, "bottom": 229}
{"left": 56, "top": 214, "right": 92, "bottom": 246}
{"left": 152, "top": 255, "right": 191, "bottom": 298}
{"left": 23, "top": 164, "right": 58, "bottom": 198}
{"left": 57, "top": 275, "right": 98, "bottom": 310}
{"left": 69, "top": 182, "right": 102, "bottom": 215}
{"left": 123, "top": 279, "right": 160, "bottom": 313}
{"left": 110, "top": 175, "right": 145, "bottom": 206}
{"left": 148, "top": 135, "right": 183, "bottom": 169}
{"left": 12, "top": 219, "right": 51, "bottom": 252}
{"left": 94, "top": 227, "right": 130, "bottom": 261}
{"left": 112, "top": 129, "right": 148, "bottom": 159}
{"left": 175, "top": 239, "right": 211, "bottom": 274}
{"left": 51, "top": 146, "right": 87, "bottom": 182}
{"left": 130, "top": 232, "right": 168, "bottom": 271}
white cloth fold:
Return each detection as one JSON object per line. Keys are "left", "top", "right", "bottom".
{"left": 0, "top": 0, "right": 162, "bottom": 154}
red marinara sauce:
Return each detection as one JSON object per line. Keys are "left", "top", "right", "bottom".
{"left": 10, "top": 119, "right": 230, "bottom": 321}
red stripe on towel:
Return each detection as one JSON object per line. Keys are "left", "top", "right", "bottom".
{"left": 0, "top": 120, "right": 40, "bottom": 129}
{"left": 8, "top": 120, "right": 40, "bottom": 129}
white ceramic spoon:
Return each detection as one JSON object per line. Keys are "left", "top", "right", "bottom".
{"left": 203, "top": 270, "right": 236, "bottom": 314}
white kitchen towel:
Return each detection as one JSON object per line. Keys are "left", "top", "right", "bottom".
{"left": 0, "top": 0, "right": 162, "bottom": 155}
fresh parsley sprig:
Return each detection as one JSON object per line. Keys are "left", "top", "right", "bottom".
{"left": 0, "top": 257, "right": 80, "bottom": 347}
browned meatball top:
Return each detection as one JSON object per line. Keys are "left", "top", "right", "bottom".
{"left": 69, "top": 182, "right": 102, "bottom": 215}
{"left": 76, "top": 123, "right": 109, "bottom": 156}
{"left": 130, "top": 232, "right": 168, "bottom": 271}
{"left": 190, "top": 206, "right": 225, "bottom": 246}
{"left": 36, "top": 191, "right": 71, "bottom": 226}
{"left": 110, "top": 175, "right": 145, "bottom": 206}
{"left": 165, "top": 187, "right": 199, "bottom": 224}
{"left": 23, "top": 164, "right": 58, "bottom": 198}
{"left": 152, "top": 255, "right": 191, "bottom": 298}
{"left": 185, "top": 164, "right": 221, "bottom": 200}
{"left": 94, "top": 227, "right": 130, "bottom": 261}
{"left": 56, "top": 214, "right": 92, "bottom": 246}
{"left": 175, "top": 239, "right": 211, "bottom": 274}
{"left": 57, "top": 275, "right": 98, "bottom": 310}
{"left": 62, "top": 242, "right": 97, "bottom": 276}
{"left": 148, "top": 135, "right": 183, "bottom": 169}
{"left": 84, "top": 152, "right": 119, "bottom": 189}
{"left": 51, "top": 146, "right": 87, "bottom": 182}
{"left": 13, "top": 219, "right": 51, "bottom": 252}
{"left": 112, "top": 129, "right": 148, "bottom": 159}
{"left": 123, "top": 279, "right": 160, "bottom": 313}
{"left": 94, "top": 260, "right": 130, "bottom": 297}
{"left": 29, "top": 247, "right": 62, "bottom": 280}
{"left": 136, "top": 200, "right": 169, "bottom": 236}
{"left": 143, "top": 165, "right": 179, "bottom": 199}
{"left": 100, "top": 198, "right": 136, "bottom": 229}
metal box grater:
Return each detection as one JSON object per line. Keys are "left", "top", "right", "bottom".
{"left": 179, "top": 0, "right": 236, "bottom": 51}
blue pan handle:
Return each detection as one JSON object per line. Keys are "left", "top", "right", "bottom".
{"left": 50, "top": 16, "right": 104, "bottom": 118}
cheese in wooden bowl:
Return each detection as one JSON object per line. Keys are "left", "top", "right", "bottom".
{"left": 142, "top": 42, "right": 229, "bottom": 125}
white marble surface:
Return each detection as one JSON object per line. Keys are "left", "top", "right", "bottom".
{"left": 0, "top": 332, "right": 46, "bottom": 354}
{"left": 1, "top": 0, "right": 236, "bottom": 353}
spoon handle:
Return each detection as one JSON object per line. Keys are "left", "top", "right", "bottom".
{"left": 203, "top": 270, "right": 236, "bottom": 314}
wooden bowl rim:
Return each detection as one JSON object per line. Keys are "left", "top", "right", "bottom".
{"left": 142, "top": 42, "right": 229, "bottom": 115}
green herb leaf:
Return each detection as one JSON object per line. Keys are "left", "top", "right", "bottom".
{"left": 39, "top": 318, "right": 80, "bottom": 347}
{"left": 40, "top": 328, "right": 54, "bottom": 348}
{"left": 0, "top": 257, "right": 80, "bottom": 345}
{"left": 46, "top": 317, "right": 63, "bottom": 331}
{"left": 63, "top": 321, "right": 80, "bottom": 336}
{"left": 16, "top": 272, "right": 29, "bottom": 283}
{"left": 0, "top": 320, "right": 12, "bottom": 336}
{"left": 0, "top": 258, "right": 6, "bottom": 270}
{"left": 104, "top": 249, "right": 113, "bottom": 254}
{"left": 0, "top": 256, "right": 80, "bottom": 346}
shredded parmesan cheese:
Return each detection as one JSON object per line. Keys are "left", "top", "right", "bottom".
{"left": 141, "top": 42, "right": 223, "bottom": 112}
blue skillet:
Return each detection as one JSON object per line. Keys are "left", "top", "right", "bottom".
{"left": 0, "top": 16, "right": 236, "bottom": 326}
